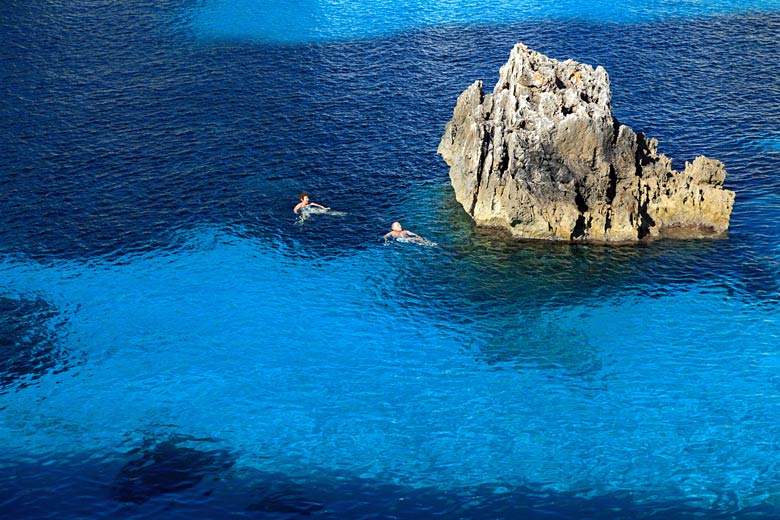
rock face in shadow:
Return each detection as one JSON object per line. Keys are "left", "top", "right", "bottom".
{"left": 438, "top": 43, "right": 735, "bottom": 241}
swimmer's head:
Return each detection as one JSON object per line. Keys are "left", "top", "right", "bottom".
{"left": 391, "top": 222, "right": 402, "bottom": 231}
{"left": 299, "top": 192, "right": 309, "bottom": 202}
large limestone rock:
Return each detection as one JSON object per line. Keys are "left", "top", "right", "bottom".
{"left": 438, "top": 43, "right": 735, "bottom": 241}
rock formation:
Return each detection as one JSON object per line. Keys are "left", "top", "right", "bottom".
{"left": 438, "top": 43, "right": 735, "bottom": 241}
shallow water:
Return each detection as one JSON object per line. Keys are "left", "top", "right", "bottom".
{"left": 2, "top": 1, "right": 780, "bottom": 518}
{"left": 181, "top": 0, "right": 780, "bottom": 43}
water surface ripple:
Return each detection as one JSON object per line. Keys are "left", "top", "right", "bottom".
{"left": 1, "top": 1, "right": 780, "bottom": 518}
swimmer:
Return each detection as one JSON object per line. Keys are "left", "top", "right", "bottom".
{"left": 293, "top": 192, "right": 329, "bottom": 214}
{"left": 383, "top": 221, "right": 436, "bottom": 246}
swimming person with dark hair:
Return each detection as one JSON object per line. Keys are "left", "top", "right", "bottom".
{"left": 294, "top": 192, "right": 329, "bottom": 214}
{"left": 383, "top": 221, "right": 436, "bottom": 246}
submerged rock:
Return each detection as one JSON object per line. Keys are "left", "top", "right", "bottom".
{"left": 0, "top": 296, "right": 75, "bottom": 392}
{"left": 115, "top": 434, "right": 234, "bottom": 504}
{"left": 438, "top": 43, "right": 735, "bottom": 241}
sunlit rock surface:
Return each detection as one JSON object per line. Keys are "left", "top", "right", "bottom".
{"left": 439, "top": 43, "right": 735, "bottom": 241}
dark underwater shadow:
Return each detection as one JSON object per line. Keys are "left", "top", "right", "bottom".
{"left": 0, "top": 294, "right": 80, "bottom": 395}
{"left": 3, "top": 444, "right": 780, "bottom": 519}
{"left": 113, "top": 432, "right": 236, "bottom": 505}
{"left": 481, "top": 313, "right": 603, "bottom": 379}
{"left": 238, "top": 470, "right": 780, "bottom": 520}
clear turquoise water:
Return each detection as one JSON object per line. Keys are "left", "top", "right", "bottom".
{"left": 2, "top": 1, "right": 780, "bottom": 518}
{"left": 183, "top": 0, "right": 780, "bottom": 43}
{"left": 5, "top": 229, "right": 780, "bottom": 516}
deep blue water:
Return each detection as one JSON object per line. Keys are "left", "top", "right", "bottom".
{"left": 2, "top": 1, "right": 780, "bottom": 518}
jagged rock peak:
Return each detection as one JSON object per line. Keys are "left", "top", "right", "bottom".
{"left": 438, "top": 43, "right": 735, "bottom": 242}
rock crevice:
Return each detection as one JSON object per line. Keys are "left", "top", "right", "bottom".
{"left": 438, "top": 43, "right": 735, "bottom": 241}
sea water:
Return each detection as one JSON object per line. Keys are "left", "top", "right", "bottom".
{"left": 2, "top": 1, "right": 780, "bottom": 518}
{"left": 183, "top": 0, "right": 780, "bottom": 43}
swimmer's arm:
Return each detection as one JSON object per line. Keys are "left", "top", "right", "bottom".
{"left": 310, "top": 202, "right": 330, "bottom": 210}
{"left": 293, "top": 203, "right": 303, "bottom": 214}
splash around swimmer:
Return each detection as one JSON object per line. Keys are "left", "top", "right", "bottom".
{"left": 293, "top": 192, "right": 348, "bottom": 224}
{"left": 293, "top": 192, "right": 329, "bottom": 215}
{"left": 383, "top": 221, "right": 436, "bottom": 247}
{"left": 294, "top": 192, "right": 435, "bottom": 246}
